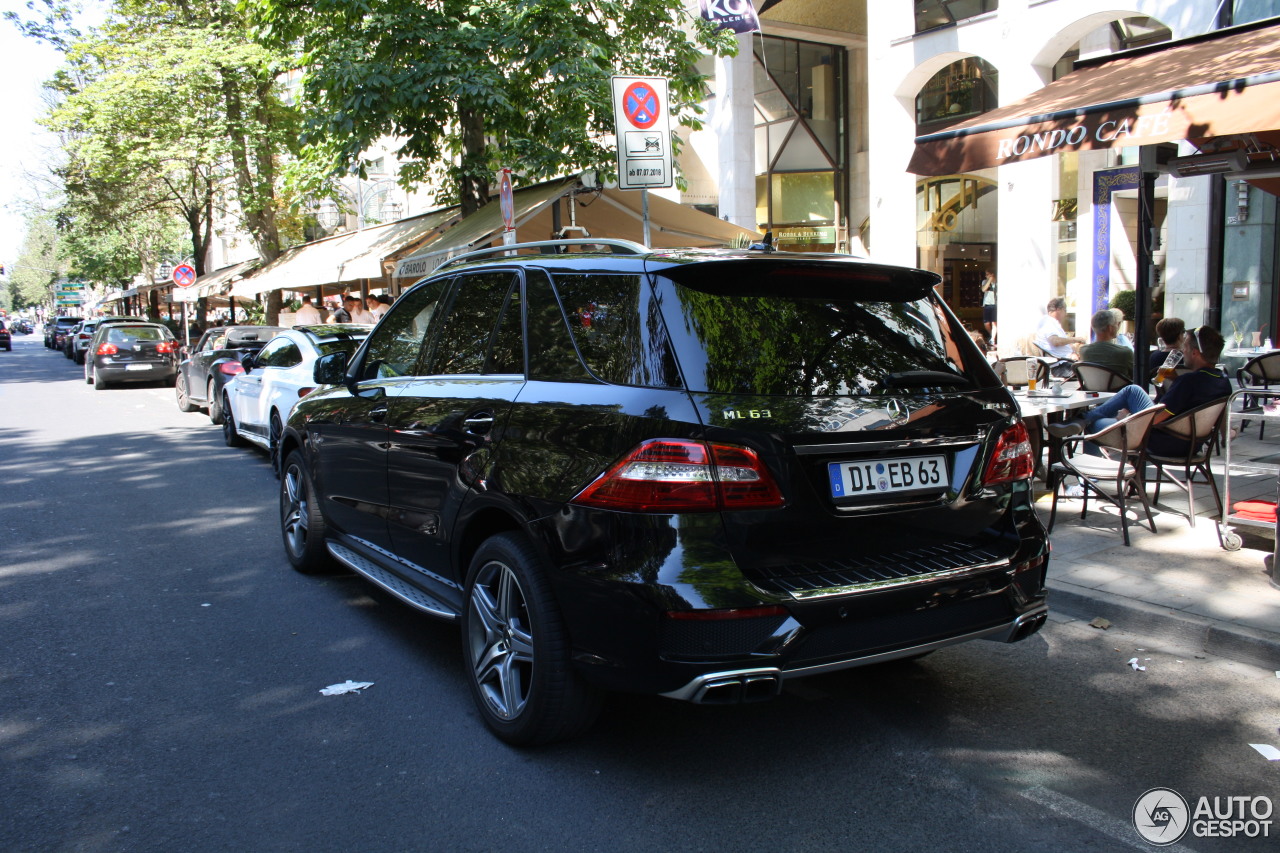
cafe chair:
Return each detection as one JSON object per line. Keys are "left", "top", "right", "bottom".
{"left": 1047, "top": 405, "right": 1163, "bottom": 546}
{"left": 1072, "top": 361, "right": 1130, "bottom": 392}
{"left": 1147, "top": 397, "right": 1228, "bottom": 537}
{"left": 1237, "top": 351, "right": 1280, "bottom": 437}
{"left": 996, "top": 356, "right": 1049, "bottom": 388}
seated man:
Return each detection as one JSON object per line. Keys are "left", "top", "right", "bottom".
{"left": 1034, "top": 297, "right": 1085, "bottom": 360}
{"left": 1078, "top": 307, "right": 1133, "bottom": 379}
{"left": 1049, "top": 324, "right": 1230, "bottom": 457}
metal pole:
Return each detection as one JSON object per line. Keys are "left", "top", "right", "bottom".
{"left": 642, "top": 189, "right": 651, "bottom": 247}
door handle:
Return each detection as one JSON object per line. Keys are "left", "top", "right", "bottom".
{"left": 463, "top": 414, "right": 494, "bottom": 435}
{"left": 370, "top": 404, "right": 389, "bottom": 422}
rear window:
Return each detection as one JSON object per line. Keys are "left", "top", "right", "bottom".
{"left": 108, "top": 326, "right": 169, "bottom": 343}
{"left": 655, "top": 265, "right": 975, "bottom": 397}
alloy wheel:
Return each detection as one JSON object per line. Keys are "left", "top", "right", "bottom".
{"left": 467, "top": 561, "right": 534, "bottom": 721}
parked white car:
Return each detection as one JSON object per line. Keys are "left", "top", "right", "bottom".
{"left": 222, "top": 324, "right": 372, "bottom": 461}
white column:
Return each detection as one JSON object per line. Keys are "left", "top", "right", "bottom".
{"left": 715, "top": 33, "right": 757, "bottom": 229}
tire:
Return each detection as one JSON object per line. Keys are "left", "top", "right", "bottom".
{"left": 93, "top": 369, "right": 108, "bottom": 390}
{"left": 207, "top": 380, "right": 224, "bottom": 424}
{"left": 462, "top": 532, "right": 602, "bottom": 745}
{"left": 74, "top": 350, "right": 85, "bottom": 365}
{"left": 175, "top": 373, "right": 197, "bottom": 412}
{"left": 222, "top": 394, "right": 247, "bottom": 447}
{"left": 279, "top": 450, "right": 334, "bottom": 573}
{"left": 84, "top": 364, "right": 92, "bottom": 384}
{"left": 269, "top": 411, "right": 284, "bottom": 471}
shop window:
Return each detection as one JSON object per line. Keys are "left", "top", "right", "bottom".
{"left": 915, "top": 0, "right": 998, "bottom": 34}
{"left": 915, "top": 58, "right": 998, "bottom": 131}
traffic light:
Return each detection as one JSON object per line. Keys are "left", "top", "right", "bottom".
{"left": 0, "top": 264, "right": 6, "bottom": 275}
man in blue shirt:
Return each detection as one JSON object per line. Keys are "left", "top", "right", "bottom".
{"left": 1049, "top": 325, "right": 1230, "bottom": 456}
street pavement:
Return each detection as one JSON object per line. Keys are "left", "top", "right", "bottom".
{"left": 1035, "top": 424, "right": 1280, "bottom": 672}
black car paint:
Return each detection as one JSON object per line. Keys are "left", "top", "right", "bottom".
{"left": 177, "top": 326, "right": 285, "bottom": 410}
{"left": 280, "top": 249, "right": 1047, "bottom": 703}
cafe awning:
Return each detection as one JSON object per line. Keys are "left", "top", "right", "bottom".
{"left": 230, "top": 207, "right": 460, "bottom": 299}
{"left": 193, "top": 259, "right": 259, "bottom": 299}
{"left": 909, "top": 18, "right": 1280, "bottom": 177}
{"left": 392, "top": 176, "right": 761, "bottom": 280}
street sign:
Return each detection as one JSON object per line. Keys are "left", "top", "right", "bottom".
{"left": 172, "top": 263, "right": 197, "bottom": 288}
{"left": 498, "top": 168, "right": 514, "bottom": 231}
{"left": 611, "top": 76, "right": 673, "bottom": 190}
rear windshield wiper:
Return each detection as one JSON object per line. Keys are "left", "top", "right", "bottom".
{"left": 882, "top": 370, "right": 972, "bottom": 389}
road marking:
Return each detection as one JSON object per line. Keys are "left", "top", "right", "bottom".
{"left": 1020, "top": 786, "right": 1200, "bottom": 853}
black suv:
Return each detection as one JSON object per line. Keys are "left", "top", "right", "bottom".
{"left": 277, "top": 240, "right": 1048, "bottom": 744}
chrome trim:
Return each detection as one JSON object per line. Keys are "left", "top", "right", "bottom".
{"left": 792, "top": 435, "right": 983, "bottom": 455}
{"left": 781, "top": 557, "right": 1008, "bottom": 600}
{"left": 660, "top": 606, "right": 1048, "bottom": 703}
{"left": 327, "top": 541, "right": 460, "bottom": 621}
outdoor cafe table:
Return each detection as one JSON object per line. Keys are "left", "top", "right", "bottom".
{"left": 1010, "top": 389, "right": 1115, "bottom": 480}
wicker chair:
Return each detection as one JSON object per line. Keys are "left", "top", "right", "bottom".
{"left": 1073, "top": 361, "right": 1130, "bottom": 392}
{"left": 1237, "top": 351, "right": 1280, "bottom": 438}
{"left": 1147, "top": 397, "right": 1229, "bottom": 535}
{"left": 1047, "top": 406, "right": 1163, "bottom": 546}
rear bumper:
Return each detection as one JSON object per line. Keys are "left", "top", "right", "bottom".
{"left": 96, "top": 361, "right": 176, "bottom": 382}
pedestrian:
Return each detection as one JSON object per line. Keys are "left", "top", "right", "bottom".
{"left": 1033, "top": 297, "right": 1085, "bottom": 360}
{"left": 980, "top": 269, "right": 997, "bottom": 345}
{"left": 328, "top": 296, "right": 353, "bottom": 324}
{"left": 1078, "top": 307, "right": 1133, "bottom": 379}
{"left": 366, "top": 294, "right": 388, "bottom": 320}
{"left": 1148, "top": 316, "right": 1186, "bottom": 376}
{"left": 349, "top": 296, "right": 375, "bottom": 325}
{"left": 295, "top": 294, "right": 323, "bottom": 325}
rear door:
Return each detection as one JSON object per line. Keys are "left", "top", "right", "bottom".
{"left": 384, "top": 270, "right": 524, "bottom": 582}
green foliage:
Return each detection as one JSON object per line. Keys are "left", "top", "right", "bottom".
{"left": 1109, "top": 289, "right": 1137, "bottom": 322}
{"left": 250, "top": 0, "right": 736, "bottom": 215}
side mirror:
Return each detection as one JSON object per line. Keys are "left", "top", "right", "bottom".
{"left": 240, "top": 353, "right": 256, "bottom": 372}
{"left": 313, "top": 351, "right": 351, "bottom": 385}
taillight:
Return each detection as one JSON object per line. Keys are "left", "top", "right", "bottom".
{"left": 218, "top": 361, "right": 245, "bottom": 376}
{"left": 78, "top": 332, "right": 90, "bottom": 341}
{"left": 982, "top": 422, "right": 1035, "bottom": 485}
{"left": 570, "top": 438, "right": 784, "bottom": 513}
{"left": 156, "top": 340, "right": 178, "bottom": 354}
{"left": 297, "top": 387, "right": 315, "bottom": 398}
{"left": 96, "top": 342, "right": 119, "bottom": 356}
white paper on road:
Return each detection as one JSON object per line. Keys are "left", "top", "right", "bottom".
{"left": 320, "top": 680, "right": 374, "bottom": 696}
{"left": 1127, "top": 658, "right": 1146, "bottom": 671}
{"left": 1249, "top": 743, "right": 1280, "bottom": 760}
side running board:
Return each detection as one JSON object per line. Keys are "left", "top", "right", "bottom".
{"left": 327, "top": 541, "right": 460, "bottom": 622}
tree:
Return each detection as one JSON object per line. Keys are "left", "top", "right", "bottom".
{"left": 9, "top": 213, "right": 66, "bottom": 311}
{"left": 13, "top": 0, "right": 318, "bottom": 324}
{"left": 250, "top": 0, "right": 735, "bottom": 216}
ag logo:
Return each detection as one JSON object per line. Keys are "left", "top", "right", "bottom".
{"left": 1133, "top": 787, "right": 1190, "bottom": 846}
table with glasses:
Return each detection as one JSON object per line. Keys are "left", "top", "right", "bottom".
{"left": 1011, "top": 389, "right": 1115, "bottom": 479}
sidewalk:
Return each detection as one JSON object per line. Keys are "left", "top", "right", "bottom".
{"left": 1035, "top": 425, "right": 1280, "bottom": 670}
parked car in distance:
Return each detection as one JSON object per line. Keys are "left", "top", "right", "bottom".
{"left": 276, "top": 239, "right": 1050, "bottom": 745}
{"left": 222, "top": 324, "right": 372, "bottom": 459}
{"left": 84, "top": 322, "right": 180, "bottom": 389}
{"left": 69, "top": 316, "right": 148, "bottom": 364}
{"left": 0, "top": 319, "right": 10, "bottom": 351}
{"left": 176, "top": 325, "right": 286, "bottom": 423}
{"left": 46, "top": 316, "right": 81, "bottom": 350}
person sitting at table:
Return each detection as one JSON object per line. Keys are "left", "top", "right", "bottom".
{"left": 1048, "top": 325, "right": 1230, "bottom": 457}
{"left": 1034, "top": 297, "right": 1085, "bottom": 360}
{"left": 1147, "top": 316, "right": 1185, "bottom": 376}
{"left": 1079, "top": 308, "right": 1133, "bottom": 379}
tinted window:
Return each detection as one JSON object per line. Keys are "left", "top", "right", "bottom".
{"left": 551, "top": 273, "right": 680, "bottom": 388}
{"left": 656, "top": 267, "right": 971, "bottom": 396}
{"left": 526, "top": 269, "right": 592, "bottom": 382}
{"left": 258, "top": 338, "right": 302, "bottom": 368}
{"left": 424, "top": 272, "right": 517, "bottom": 375}
{"left": 107, "top": 326, "right": 168, "bottom": 343}
{"left": 355, "top": 278, "right": 451, "bottom": 380}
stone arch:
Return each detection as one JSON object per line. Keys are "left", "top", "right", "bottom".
{"left": 1029, "top": 10, "right": 1173, "bottom": 84}
{"left": 894, "top": 51, "right": 1002, "bottom": 125}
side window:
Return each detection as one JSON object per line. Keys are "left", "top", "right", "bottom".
{"left": 257, "top": 338, "right": 301, "bottom": 368}
{"left": 551, "top": 272, "right": 680, "bottom": 388}
{"left": 423, "top": 272, "right": 518, "bottom": 375}
{"left": 485, "top": 284, "right": 523, "bottom": 374}
{"left": 526, "top": 269, "right": 592, "bottom": 382}
{"left": 355, "top": 277, "right": 452, "bottom": 381}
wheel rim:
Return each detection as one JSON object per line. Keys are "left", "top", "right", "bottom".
{"left": 269, "top": 414, "right": 282, "bottom": 465}
{"left": 281, "top": 464, "right": 309, "bottom": 557}
{"left": 223, "top": 400, "right": 235, "bottom": 439}
{"left": 467, "top": 561, "right": 534, "bottom": 721}
{"left": 176, "top": 375, "right": 189, "bottom": 407}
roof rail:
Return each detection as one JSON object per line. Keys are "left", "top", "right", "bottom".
{"left": 435, "top": 238, "right": 649, "bottom": 272}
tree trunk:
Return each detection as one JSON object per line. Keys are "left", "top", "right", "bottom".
{"left": 459, "top": 104, "right": 490, "bottom": 219}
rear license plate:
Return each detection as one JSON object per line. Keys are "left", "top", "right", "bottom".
{"left": 828, "top": 455, "right": 946, "bottom": 498}
{"left": 125, "top": 363, "right": 153, "bottom": 371}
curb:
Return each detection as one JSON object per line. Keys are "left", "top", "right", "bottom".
{"left": 1048, "top": 579, "right": 1280, "bottom": 671}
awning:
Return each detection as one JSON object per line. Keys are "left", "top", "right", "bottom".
{"left": 909, "top": 19, "right": 1280, "bottom": 176}
{"left": 230, "top": 208, "right": 459, "bottom": 299}
{"left": 194, "top": 259, "right": 259, "bottom": 299}
{"left": 392, "top": 177, "right": 762, "bottom": 280}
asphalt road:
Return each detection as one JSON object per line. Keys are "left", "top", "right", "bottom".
{"left": 2, "top": 329, "right": 1278, "bottom": 852}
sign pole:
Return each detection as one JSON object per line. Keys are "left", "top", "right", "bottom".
{"left": 642, "top": 189, "right": 651, "bottom": 247}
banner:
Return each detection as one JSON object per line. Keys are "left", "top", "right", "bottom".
{"left": 699, "top": 0, "right": 760, "bottom": 34}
